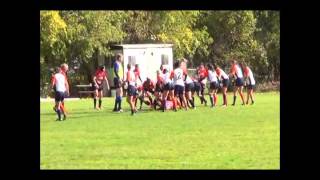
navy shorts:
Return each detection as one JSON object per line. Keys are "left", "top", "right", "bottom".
{"left": 194, "top": 82, "right": 201, "bottom": 92}
{"left": 127, "top": 85, "right": 137, "bottom": 96}
{"left": 185, "top": 82, "right": 195, "bottom": 92}
{"left": 113, "top": 77, "right": 121, "bottom": 88}
{"left": 92, "top": 83, "right": 103, "bottom": 91}
{"left": 164, "top": 83, "right": 174, "bottom": 91}
{"left": 222, "top": 79, "right": 230, "bottom": 87}
{"left": 174, "top": 85, "right": 185, "bottom": 96}
{"left": 210, "top": 82, "right": 219, "bottom": 90}
{"left": 55, "top": 91, "right": 65, "bottom": 102}
{"left": 236, "top": 77, "right": 244, "bottom": 87}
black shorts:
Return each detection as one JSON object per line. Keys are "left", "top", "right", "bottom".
{"left": 222, "top": 79, "right": 230, "bottom": 88}
{"left": 164, "top": 82, "right": 174, "bottom": 91}
{"left": 155, "top": 83, "right": 163, "bottom": 92}
{"left": 92, "top": 83, "right": 103, "bottom": 91}
{"left": 247, "top": 84, "right": 255, "bottom": 90}
{"left": 185, "top": 82, "right": 194, "bottom": 92}
{"left": 174, "top": 85, "right": 185, "bottom": 96}
{"left": 55, "top": 91, "right": 65, "bottom": 102}
{"left": 113, "top": 77, "right": 121, "bottom": 88}
{"left": 209, "top": 82, "right": 219, "bottom": 90}
{"left": 127, "top": 85, "right": 137, "bottom": 96}
{"left": 194, "top": 82, "right": 201, "bottom": 92}
{"left": 236, "top": 77, "right": 244, "bottom": 87}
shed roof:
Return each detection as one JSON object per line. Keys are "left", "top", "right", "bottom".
{"left": 110, "top": 44, "right": 173, "bottom": 49}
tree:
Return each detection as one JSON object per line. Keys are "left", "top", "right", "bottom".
{"left": 255, "top": 11, "right": 280, "bottom": 81}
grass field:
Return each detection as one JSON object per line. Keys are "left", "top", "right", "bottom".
{"left": 40, "top": 92, "right": 280, "bottom": 169}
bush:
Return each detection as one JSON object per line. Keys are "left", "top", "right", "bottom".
{"left": 255, "top": 81, "right": 279, "bottom": 92}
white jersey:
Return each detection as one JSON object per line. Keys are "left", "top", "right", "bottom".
{"left": 185, "top": 74, "right": 193, "bottom": 84}
{"left": 234, "top": 64, "right": 243, "bottom": 78}
{"left": 54, "top": 73, "right": 66, "bottom": 92}
{"left": 173, "top": 68, "right": 185, "bottom": 86}
{"left": 208, "top": 70, "right": 218, "bottom": 83}
{"left": 246, "top": 67, "right": 255, "bottom": 85}
{"left": 163, "top": 71, "right": 172, "bottom": 84}
{"left": 216, "top": 68, "right": 229, "bottom": 80}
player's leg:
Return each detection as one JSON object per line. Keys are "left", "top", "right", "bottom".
{"left": 209, "top": 87, "right": 214, "bottom": 107}
{"left": 180, "top": 87, "right": 188, "bottom": 110}
{"left": 246, "top": 86, "right": 250, "bottom": 104}
{"left": 201, "top": 83, "right": 207, "bottom": 106}
{"left": 187, "top": 90, "right": 194, "bottom": 108}
{"left": 94, "top": 87, "right": 98, "bottom": 109}
{"left": 98, "top": 88, "right": 103, "bottom": 109}
{"left": 161, "top": 89, "right": 168, "bottom": 111}
{"left": 55, "top": 92, "right": 62, "bottom": 121}
{"left": 238, "top": 85, "right": 245, "bottom": 105}
{"left": 113, "top": 78, "right": 119, "bottom": 111}
{"left": 232, "top": 85, "right": 238, "bottom": 106}
{"left": 213, "top": 88, "right": 218, "bottom": 107}
{"left": 249, "top": 86, "right": 255, "bottom": 104}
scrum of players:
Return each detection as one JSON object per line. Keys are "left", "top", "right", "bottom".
{"left": 51, "top": 54, "right": 256, "bottom": 119}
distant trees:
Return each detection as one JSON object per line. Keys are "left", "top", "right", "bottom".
{"left": 40, "top": 10, "right": 280, "bottom": 95}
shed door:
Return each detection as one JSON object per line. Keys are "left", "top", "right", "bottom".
{"left": 145, "top": 48, "right": 161, "bottom": 82}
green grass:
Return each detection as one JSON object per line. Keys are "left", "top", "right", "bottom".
{"left": 40, "top": 92, "right": 280, "bottom": 169}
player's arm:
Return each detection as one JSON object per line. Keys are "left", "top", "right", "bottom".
{"left": 93, "top": 75, "right": 98, "bottom": 87}
{"left": 65, "top": 77, "right": 70, "bottom": 96}
{"left": 114, "top": 63, "right": 120, "bottom": 79}
{"left": 104, "top": 74, "right": 110, "bottom": 90}
{"left": 51, "top": 76, "right": 56, "bottom": 89}
{"left": 138, "top": 75, "right": 142, "bottom": 83}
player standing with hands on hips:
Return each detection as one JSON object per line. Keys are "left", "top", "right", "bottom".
{"left": 113, "top": 54, "right": 124, "bottom": 112}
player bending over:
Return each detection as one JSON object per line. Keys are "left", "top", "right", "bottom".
{"left": 229, "top": 60, "right": 245, "bottom": 106}
{"left": 92, "top": 65, "right": 110, "bottom": 110}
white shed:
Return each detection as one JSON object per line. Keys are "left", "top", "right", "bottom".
{"left": 110, "top": 44, "right": 173, "bottom": 83}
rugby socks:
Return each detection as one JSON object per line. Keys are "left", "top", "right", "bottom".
{"left": 192, "top": 97, "right": 195, "bottom": 105}
{"left": 232, "top": 95, "right": 236, "bottom": 105}
{"left": 113, "top": 98, "right": 118, "bottom": 111}
{"left": 118, "top": 96, "right": 122, "bottom": 110}
{"left": 94, "top": 98, "right": 97, "bottom": 108}
{"left": 139, "top": 97, "right": 143, "bottom": 109}
{"left": 56, "top": 109, "right": 61, "bottom": 120}
{"left": 203, "top": 97, "right": 207, "bottom": 105}
{"left": 99, "top": 99, "right": 102, "bottom": 108}
{"left": 189, "top": 99, "right": 195, "bottom": 108}
{"left": 135, "top": 98, "right": 138, "bottom": 107}
{"left": 149, "top": 97, "right": 153, "bottom": 105}
{"left": 209, "top": 96, "right": 213, "bottom": 107}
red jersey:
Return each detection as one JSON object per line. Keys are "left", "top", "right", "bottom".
{"left": 143, "top": 81, "right": 155, "bottom": 91}
{"left": 156, "top": 74, "right": 164, "bottom": 85}
{"left": 133, "top": 68, "right": 140, "bottom": 78}
{"left": 95, "top": 70, "right": 107, "bottom": 79}
{"left": 243, "top": 67, "right": 249, "bottom": 77}
{"left": 198, "top": 68, "right": 208, "bottom": 78}
{"left": 230, "top": 64, "right": 243, "bottom": 78}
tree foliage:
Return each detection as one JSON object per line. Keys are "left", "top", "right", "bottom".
{"left": 40, "top": 10, "right": 280, "bottom": 96}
